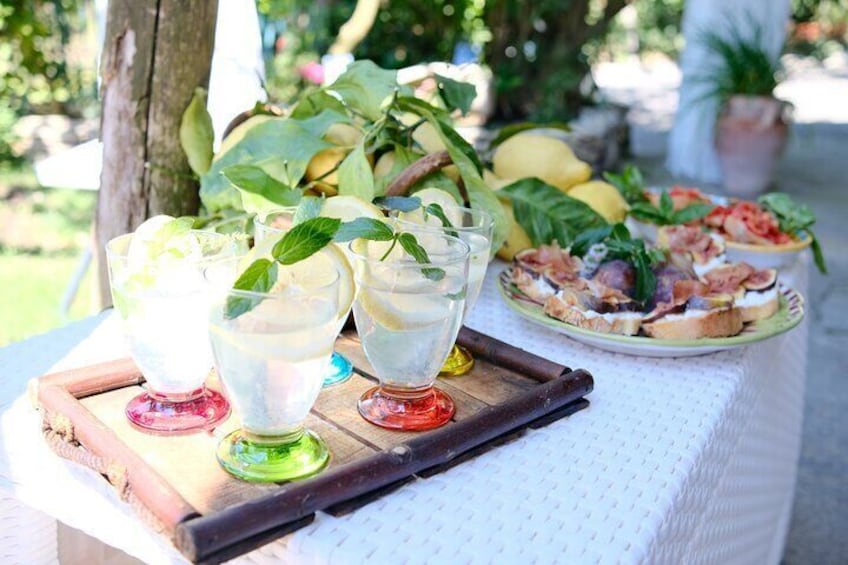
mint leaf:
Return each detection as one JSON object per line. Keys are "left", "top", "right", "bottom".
{"left": 809, "top": 231, "right": 827, "bottom": 274}
{"left": 334, "top": 218, "right": 394, "bottom": 242}
{"left": 659, "top": 190, "right": 674, "bottom": 217}
{"left": 398, "top": 232, "right": 446, "bottom": 281}
{"left": 337, "top": 142, "right": 376, "bottom": 201}
{"left": 424, "top": 202, "right": 460, "bottom": 238}
{"left": 373, "top": 195, "right": 422, "bottom": 212}
{"left": 671, "top": 203, "right": 714, "bottom": 225}
{"left": 225, "top": 259, "right": 278, "bottom": 319}
{"left": 604, "top": 165, "right": 648, "bottom": 205}
{"left": 759, "top": 192, "right": 816, "bottom": 233}
{"left": 271, "top": 217, "right": 341, "bottom": 265}
{"left": 293, "top": 196, "right": 323, "bottom": 225}
{"left": 434, "top": 74, "right": 476, "bottom": 116}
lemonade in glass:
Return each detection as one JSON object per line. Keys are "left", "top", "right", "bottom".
{"left": 254, "top": 200, "right": 374, "bottom": 386}
{"left": 105, "top": 217, "right": 240, "bottom": 433}
{"left": 393, "top": 203, "right": 494, "bottom": 376}
{"left": 349, "top": 233, "right": 470, "bottom": 431}
{"left": 206, "top": 242, "right": 345, "bottom": 482}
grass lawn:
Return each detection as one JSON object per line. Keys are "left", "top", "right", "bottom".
{"left": 0, "top": 252, "right": 98, "bottom": 346}
{"left": 0, "top": 161, "right": 99, "bottom": 346}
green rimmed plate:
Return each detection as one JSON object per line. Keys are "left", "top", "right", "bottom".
{"left": 498, "top": 270, "right": 805, "bottom": 358}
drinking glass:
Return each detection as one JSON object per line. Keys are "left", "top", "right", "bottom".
{"left": 206, "top": 258, "right": 339, "bottom": 482}
{"left": 392, "top": 207, "right": 494, "bottom": 376}
{"left": 348, "top": 233, "right": 470, "bottom": 431}
{"left": 254, "top": 209, "right": 354, "bottom": 387}
{"left": 105, "top": 231, "right": 239, "bottom": 433}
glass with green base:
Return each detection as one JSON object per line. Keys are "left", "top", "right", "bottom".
{"left": 206, "top": 259, "right": 340, "bottom": 482}
{"left": 254, "top": 209, "right": 354, "bottom": 388}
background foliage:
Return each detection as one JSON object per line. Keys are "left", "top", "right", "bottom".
{"left": 0, "top": 0, "right": 98, "bottom": 160}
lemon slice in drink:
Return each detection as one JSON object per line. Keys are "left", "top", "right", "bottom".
{"left": 242, "top": 235, "right": 354, "bottom": 321}
{"left": 398, "top": 188, "right": 463, "bottom": 227}
{"left": 320, "top": 195, "right": 383, "bottom": 222}
{"left": 358, "top": 284, "right": 453, "bottom": 331}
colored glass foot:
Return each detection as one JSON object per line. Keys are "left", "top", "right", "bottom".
{"left": 358, "top": 385, "right": 455, "bottom": 431}
{"left": 322, "top": 351, "right": 353, "bottom": 387}
{"left": 126, "top": 387, "right": 230, "bottom": 434}
{"left": 439, "top": 344, "right": 474, "bottom": 377}
{"left": 216, "top": 428, "right": 330, "bottom": 482}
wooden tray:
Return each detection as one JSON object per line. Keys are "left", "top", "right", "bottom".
{"left": 34, "top": 327, "right": 593, "bottom": 564}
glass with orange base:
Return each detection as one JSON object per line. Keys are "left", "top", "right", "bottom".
{"left": 348, "top": 233, "right": 470, "bottom": 431}
{"left": 392, "top": 207, "right": 494, "bottom": 376}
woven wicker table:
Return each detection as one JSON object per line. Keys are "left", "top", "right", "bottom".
{"left": 0, "top": 259, "right": 808, "bottom": 564}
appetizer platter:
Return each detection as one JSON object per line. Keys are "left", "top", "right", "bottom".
{"left": 499, "top": 224, "right": 805, "bottom": 358}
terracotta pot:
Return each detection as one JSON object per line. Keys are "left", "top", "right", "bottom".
{"left": 715, "top": 95, "right": 788, "bottom": 197}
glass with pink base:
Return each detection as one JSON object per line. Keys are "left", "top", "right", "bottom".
{"left": 106, "top": 228, "right": 240, "bottom": 434}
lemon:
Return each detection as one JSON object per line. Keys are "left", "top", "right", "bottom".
{"left": 482, "top": 168, "right": 513, "bottom": 191}
{"left": 495, "top": 200, "right": 533, "bottom": 261}
{"left": 567, "top": 181, "right": 630, "bottom": 223}
{"left": 398, "top": 187, "right": 463, "bottom": 227}
{"left": 492, "top": 132, "right": 592, "bottom": 192}
{"left": 358, "top": 284, "right": 453, "bottom": 331}
{"left": 412, "top": 122, "right": 460, "bottom": 181}
{"left": 320, "top": 195, "right": 383, "bottom": 221}
{"left": 305, "top": 123, "right": 366, "bottom": 196}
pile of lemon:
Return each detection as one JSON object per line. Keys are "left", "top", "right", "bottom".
{"left": 483, "top": 132, "right": 629, "bottom": 260}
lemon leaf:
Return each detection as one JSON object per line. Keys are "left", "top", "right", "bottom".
{"left": 337, "top": 142, "right": 375, "bottom": 201}
{"left": 222, "top": 164, "right": 302, "bottom": 214}
{"left": 293, "top": 195, "right": 323, "bottom": 225}
{"left": 272, "top": 217, "right": 341, "bottom": 265}
{"left": 225, "top": 259, "right": 278, "bottom": 319}
{"left": 500, "top": 177, "right": 608, "bottom": 248}
{"left": 326, "top": 61, "right": 399, "bottom": 121}
{"left": 434, "top": 73, "right": 476, "bottom": 116}
{"left": 179, "top": 87, "right": 214, "bottom": 176}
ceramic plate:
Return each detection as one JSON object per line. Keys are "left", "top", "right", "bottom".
{"left": 498, "top": 270, "right": 805, "bottom": 358}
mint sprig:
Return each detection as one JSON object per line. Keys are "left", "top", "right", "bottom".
{"left": 225, "top": 216, "right": 448, "bottom": 319}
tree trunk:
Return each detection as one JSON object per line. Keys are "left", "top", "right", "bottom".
{"left": 95, "top": 0, "right": 218, "bottom": 307}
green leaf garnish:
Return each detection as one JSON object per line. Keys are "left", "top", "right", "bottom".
{"left": 603, "top": 165, "right": 647, "bottom": 205}
{"left": 758, "top": 192, "right": 826, "bottom": 273}
{"left": 271, "top": 217, "right": 341, "bottom": 265}
{"left": 292, "top": 195, "right": 323, "bottom": 225}
{"left": 434, "top": 74, "right": 476, "bottom": 116}
{"left": 671, "top": 203, "right": 715, "bottom": 225}
{"left": 397, "top": 232, "right": 446, "bottom": 281}
{"left": 334, "top": 218, "right": 394, "bottom": 242}
{"left": 225, "top": 259, "right": 278, "bottom": 320}
{"left": 373, "top": 195, "right": 422, "bottom": 212}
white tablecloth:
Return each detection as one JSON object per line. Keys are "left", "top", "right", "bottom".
{"left": 0, "top": 261, "right": 807, "bottom": 564}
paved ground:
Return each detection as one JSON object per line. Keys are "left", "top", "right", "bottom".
{"left": 606, "top": 54, "right": 848, "bottom": 565}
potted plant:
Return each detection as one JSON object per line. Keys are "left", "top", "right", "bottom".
{"left": 697, "top": 26, "right": 788, "bottom": 196}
